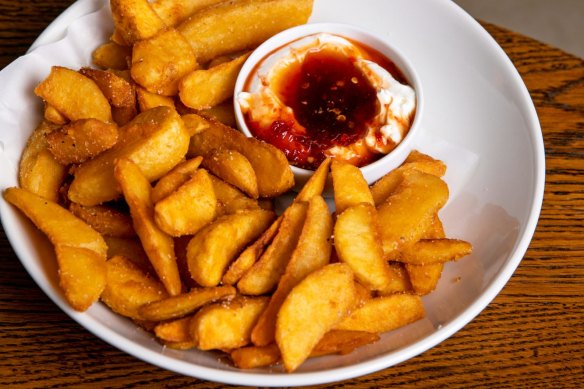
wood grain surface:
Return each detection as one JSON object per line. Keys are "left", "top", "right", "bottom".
{"left": 1, "top": 1, "right": 583, "bottom": 388}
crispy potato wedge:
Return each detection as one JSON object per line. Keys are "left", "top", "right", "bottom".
{"left": 222, "top": 215, "right": 282, "bottom": 285}
{"left": 104, "top": 236, "right": 153, "bottom": 273}
{"left": 136, "top": 86, "right": 176, "bottom": 112}
{"left": 190, "top": 296, "right": 269, "bottom": 351}
{"left": 18, "top": 121, "right": 67, "bottom": 202}
{"left": 187, "top": 209, "right": 275, "bottom": 286}
{"left": 55, "top": 245, "right": 107, "bottom": 311}
{"left": 151, "top": 157, "right": 203, "bottom": 203}
{"left": 210, "top": 174, "right": 260, "bottom": 216}
{"left": 178, "top": 0, "right": 313, "bottom": 63}
{"left": 377, "top": 171, "right": 449, "bottom": 259}
{"left": 312, "top": 330, "right": 379, "bottom": 356}
{"left": 92, "top": 42, "right": 131, "bottom": 70}
{"left": 202, "top": 148, "right": 258, "bottom": 199}
{"left": 68, "top": 106, "right": 189, "bottom": 206}
{"left": 231, "top": 344, "right": 281, "bottom": 369}
{"left": 151, "top": 0, "right": 225, "bottom": 27}
{"left": 252, "top": 196, "right": 332, "bottom": 346}
{"left": 371, "top": 151, "right": 447, "bottom": 206}
{"left": 331, "top": 159, "right": 374, "bottom": 214}
{"left": 186, "top": 114, "right": 294, "bottom": 197}
{"left": 295, "top": 158, "right": 331, "bottom": 202}
{"left": 334, "top": 294, "right": 424, "bottom": 333}
{"left": 34, "top": 66, "right": 112, "bottom": 122}
{"left": 139, "top": 285, "right": 236, "bottom": 321}
{"left": 110, "top": 0, "right": 165, "bottom": 45}
{"left": 44, "top": 104, "right": 67, "bottom": 125}
{"left": 179, "top": 52, "right": 249, "bottom": 110}
{"left": 198, "top": 101, "right": 236, "bottom": 127}
{"left": 114, "top": 158, "right": 182, "bottom": 296}
{"left": 69, "top": 203, "right": 135, "bottom": 238}
{"left": 154, "top": 316, "right": 193, "bottom": 343}
{"left": 399, "top": 239, "right": 473, "bottom": 264}
{"left": 131, "top": 28, "right": 198, "bottom": 96}
{"left": 335, "top": 203, "right": 406, "bottom": 293}
{"left": 79, "top": 68, "right": 136, "bottom": 108}
{"left": 237, "top": 202, "right": 308, "bottom": 295}
{"left": 276, "top": 263, "right": 356, "bottom": 372}
{"left": 101, "top": 255, "right": 168, "bottom": 320}
{"left": 46, "top": 119, "right": 119, "bottom": 165}
{"left": 154, "top": 169, "right": 217, "bottom": 236}
{"left": 3, "top": 187, "right": 107, "bottom": 256}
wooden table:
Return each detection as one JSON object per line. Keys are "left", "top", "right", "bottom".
{"left": 1, "top": 1, "right": 583, "bottom": 387}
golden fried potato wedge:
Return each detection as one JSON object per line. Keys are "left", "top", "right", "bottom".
{"left": 101, "top": 255, "right": 168, "bottom": 320}
{"left": 104, "top": 236, "right": 153, "bottom": 273}
{"left": 131, "top": 28, "right": 198, "bottom": 96}
{"left": 331, "top": 159, "right": 373, "bottom": 214}
{"left": 190, "top": 296, "right": 269, "bottom": 351}
{"left": 198, "top": 101, "right": 236, "bottom": 127}
{"left": 154, "top": 169, "right": 217, "bottom": 236}
{"left": 178, "top": 0, "right": 313, "bottom": 63}
{"left": 202, "top": 148, "right": 258, "bottom": 199}
{"left": 186, "top": 114, "right": 294, "bottom": 197}
{"left": 312, "top": 330, "right": 379, "bottom": 356}
{"left": 377, "top": 171, "right": 449, "bottom": 259}
{"left": 3, "top": 187, "right": 107, "bottom": 256}
{"left": 276, "top": 263, "right": 356, "bottom": 372}
{"left": 68, "top": 106, "right": 189, "bottom": 206}
{"left": 69, "top": 203, "right": 135, "bottom": 238}
{"left": 154, "top": 316, "right": 193, "bottom": 343}
{"left": 295, "top": 158, "right": 331, "bottom": 202}
{"left": 252, "top": 196, "right": 332, "bottom": 346}
{"left": 222, "top": 215, "right": 282, "bottom": 285}
{"left": 151, "top": 157, "right": 203, "bottom": 204}
{"left": 399, "top": 239, "right": 473, "bottom": 265}
{"left": 237, "top": 202, "right": 308, "bottom": 295}
{"left": 46, "top": 119, "right": 119, "bottom": 164}
{"left": 19, "top": 121, "right": 67, "bottom": 202}
{"left": 334, "top": 294, "right": 424, "bottom": 333}
{"left": 335, "top": 203, "right": 406, "bottom": 293}
{"left": 110, "top": 0, "right": 165, "bottom": 46}
{"left": 44, "top": 104, "right": 67, "bottom": 125}
{"left": 231, "top": 344, "right": 281, "bottom": 369}
{"left": 187, "top": 209, "right": 275, "bottom": 287}
{"left": 136, "top": 86, "right": 176, "bottom": 112}
{"left": 55, "top": 245, "right": 107, "bottom": 311}
{"left": 79, "top": 68, "right": 136, "bottom": 109}
{"left": 34, "top": 66, "right": 112, "bottom": 122}
{"left": 179, "top": 52, "right": 249, "bottom": 110}
{"left": 114, "top": 158, "right": 182, "bottom": 296}
{"left": 151, "top": 0, "right": 225, "bottom": 27}
{"left": 92, "top": 42, "right": 131, "bottom": 70}
{"left": 139, "top": 285, "right": 236, "bottom": 321}
{"left": 210, "top": 174, "right": 260, "bottom": 216}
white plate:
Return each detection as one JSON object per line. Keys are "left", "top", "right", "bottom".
{"left": 0, "top": 0, "right": 544, "bottom": 386}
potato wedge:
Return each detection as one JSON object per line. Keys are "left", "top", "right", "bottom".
{"left": 334, "top": 294, "right": 424, "bottom": 333}
{"left": 79, "top": 68, "right": 136, "bottom": 108}
{"left": 276, "top": 263, "right": 356, "bottom": 372}
{"left": 231, "top": 344, "right": 281, "bottom": 369}
{"left": 34, "top": 66, "right": 112, "bottom": 122}
{"left": 312, "top": 330, "right": 379, "bottom": 356}
{"left": 55, "top": 245, "right": 107, "bottom": 311}
{"left": 68, "top": 106, "right": 189, "bottom": 206}
{"left": 3, "top": 187, "right": 107, "bottom": 256}
{"left": 20, "top": 149, "right": 67, "bottom": 204}
{"left": 251, "top": 196, "right": 332, "bottom": 346}
{"left": 377, "top": 171, "right": 449, "bottom": 259}
{"left": 131, "top": 28, "right": 198, "bottom": 96}
{"left": 202, "top": 148, "right": 258, "bottom": 199}
{"left": 44, "top": 104, "right": 67, "bottom": 125}
{"left": 399, "top": 239, "right": 473, "bottom": 265}
{"left": 154, "top": 169, "right": 216, "bottom": 236}
{"left": 179, "top": 52, "right": 249, "bottom": 110}
{"left": 209, "top": 174, "right": 260, "bottom": 216}
{"left": 114, "top": 158, "right": 182, "bottom": 296}
{"left": 92, "top": 42, "right": 131, "bottom": 70}
{"left": 110, "top": 0, "right": 165, "bottom": 46}
{"left": 101, "top": 255, "right": 168, "bottom": 320}
{"left": 331, "top": 159, "right": 373, "bottom": 214}
{"left": 295, "top": 158, "right": 331, "bottom": 202}
{"left": 139, "top": 285, "right": 236, "bottom": 321}
{"left": 154, "top": 316, "right": 193, "bottom": 343}
{"left": 198, "top": 101, "right": 236, "bottom": 127}
{"left": 178, "top": 0, "right": 313, "bottom": 63}
{"left": 151, "top": 0, "right": 225, "bottom": 27}
{"left": 335, "top": 203, "right": 406, "bottom": 293}
{"left": 222, "top": 215, "right": 282, "bottom": 285}
{"left": 186, "top": 114, "right": 294, "bottom": 197}
{"left": 104, "top": 236, "right": 153, "bottom": 273}
{"left": 69, "top": 203, "right": 135, "bottom": 238}
{"left": 136, "top": 86, "right": 176, "bottom": 112}
{"left": 46, "top": 119, "right": 119, "bottom": 164}
{"left": 187, "top": 209, "right": 275, "bottom": 287}
{"left": 190, "top": 296, "right": 269, "bottom": 351}
{"left": 237, "top": 202, "right": 308, "bottom": 295}
{"left": 151, "top": 157, "right": 203, "bottom": 204}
